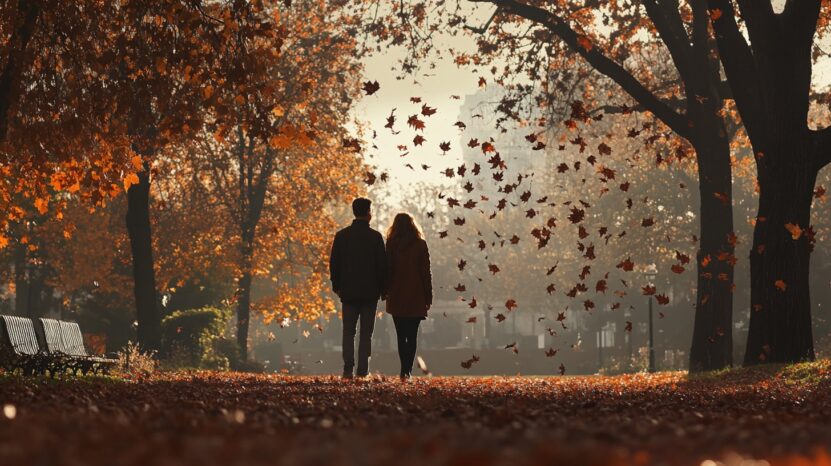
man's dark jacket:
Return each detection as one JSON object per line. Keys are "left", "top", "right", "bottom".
{"left": 329, "top": 219, "right": 388, "bottom": 303}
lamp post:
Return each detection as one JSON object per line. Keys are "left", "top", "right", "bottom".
{"left": 645, "top": 264, "right": 657, "bottom": 373}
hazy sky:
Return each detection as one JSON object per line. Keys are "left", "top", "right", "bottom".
{"left": 352, "top": 5, "right": 831, "bottom": 208}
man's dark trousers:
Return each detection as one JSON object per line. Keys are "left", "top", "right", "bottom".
{"left": 342, "top": 301, "right": 376, "bottom": 377}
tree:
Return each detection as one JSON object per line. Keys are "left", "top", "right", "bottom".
{"left": 172, "top": 0, "right": 366, "bottom": 359}
{"left": 707, "top": 0, "right": 831, "bottom": 364}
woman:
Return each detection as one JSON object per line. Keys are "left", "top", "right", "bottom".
{"left": 385, "top": 213, "right": 432, "bottom": 381}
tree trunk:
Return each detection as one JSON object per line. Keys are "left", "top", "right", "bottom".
{"left": 13, "top": 238, "right": 28, "bottom": 316}
{"left": 688, "top": 119, "right": 735, "bottom": 372}
{"left": 0, "top": 0, "right": 39, "bottom": 143}
{"left": 744, "top": 158, "right": 816, "bottom": 365}
{"left": 126, "top": 163, "right": 161, "bottom": 352}
{"left": 236, "top": 239, "right": 254, "bottom": 361}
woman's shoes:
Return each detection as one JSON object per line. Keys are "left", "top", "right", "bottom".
{"left": 399, "top": 372, "right": 412, "bottom": 383}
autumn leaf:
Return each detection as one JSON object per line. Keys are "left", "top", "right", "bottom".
{"left": 439, "top": 141, "right": 451, "bottom": 153}
{"left": 774, "top": 280, "right": 787, "bottom": 292}
{"left": 544, "top": 347, "right": 558, "bottom": 357}
{"left": 407, "top": 114, "right": 425, "bottom": 130}
{"left": 361, "top": 80, "right": 380, "bottom": 95}
{"left": 576, "top": 34, "right": 593, "bottom": 51}
{"left": 421, "top": 104, "right": 437, "bottom": 116}
{"left": 123, "top": 173, "right": 140, "bottom": 192}
{"left": 568, "top": 207, "right": 585, "bottom": 224}
{"left": 460, "top": 354, "right": 479, "bottom": 369}
{"left": 505, "top": 299, "right": 518, "bottom": 311}
{"left": 616, "top": 257, "right": 635, "bottom": 272}
{"left": 785, "top": 223, "right": 803, "bottom": 240}
{"left": 709, "top": 8, "right": 723, "bottom": 20}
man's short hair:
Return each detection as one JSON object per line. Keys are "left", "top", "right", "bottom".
{"left": 352, "top": 198, "right": 371, "bottom": 217}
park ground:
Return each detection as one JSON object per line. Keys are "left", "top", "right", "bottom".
{"left": 1, "top": 362, "right": 831, "bottom": 466}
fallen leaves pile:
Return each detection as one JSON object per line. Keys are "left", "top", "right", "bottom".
{"left": 2, "top": 362, "right": 831, "bottom": 466}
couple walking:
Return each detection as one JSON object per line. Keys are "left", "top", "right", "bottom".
{"left": 329, "top": 197, "right": 432, "bottom": 381}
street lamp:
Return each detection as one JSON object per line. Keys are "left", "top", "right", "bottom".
{"left": 645, "top": 263, "right": 658, "bottom": 373}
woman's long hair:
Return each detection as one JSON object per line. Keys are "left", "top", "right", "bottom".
{"left": 386, "top": 213, "right": 423, "bottom": 249}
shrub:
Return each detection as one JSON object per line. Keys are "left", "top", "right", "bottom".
{"left": 114, "top": 341, "right": 157, "bottom": 379}
{"left": 160, "top": 307, "right": 230, "bottom": 369}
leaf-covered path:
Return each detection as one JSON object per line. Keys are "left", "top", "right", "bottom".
{"left": 1, "top": 362, "right": 831, "bottom": 466}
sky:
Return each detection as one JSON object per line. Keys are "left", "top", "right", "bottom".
{"left": 351, "top": 4, "right": 831, "bottom": 210}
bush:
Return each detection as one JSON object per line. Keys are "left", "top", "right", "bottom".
{"left": 114, "top": 341, "right": 157, "bottom": 379}
{"left": 160, "top": 307, "right": 230, "bottom": 369}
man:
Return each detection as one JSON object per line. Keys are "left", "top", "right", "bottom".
{"left": 329, "top": 198, "right": 387, "bottom": 378}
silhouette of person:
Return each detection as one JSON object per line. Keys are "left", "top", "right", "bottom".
{"left": 384, "top": 213, "right": 432, "bottom": 381}
{"left": 329, "top": 198, "right": 387, "bottom": 378}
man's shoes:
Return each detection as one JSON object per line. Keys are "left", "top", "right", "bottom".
{"left": 342, "top": 372, "right": 354, "bottom": 380}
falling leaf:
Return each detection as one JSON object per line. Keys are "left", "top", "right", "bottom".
{"left": 361, "top": 80, "right": 380, "bottom": 95}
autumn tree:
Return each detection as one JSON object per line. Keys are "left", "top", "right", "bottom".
{"left": 176, "top": 0, "right": 366, "bottom": 359}
{"left": 707, "top": 0, "right": 831, "bottom": 364}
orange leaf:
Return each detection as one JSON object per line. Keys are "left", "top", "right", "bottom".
{"left": 576, "top": 35, "right": 593, "bottom": 52}
{"left": 774, "top": 280, "right": 787, "bottom": 292}
{"left": 34, "top": 197, "right": 48, "bottom": 215}
{"left": 131, "top": 155, "right": 144, "bottom": 171}
{"left": 123, "top": 172, "right": 140, "bottom": 192}
{"left": 784, "top": 223, "right": 803, "bottom": 240}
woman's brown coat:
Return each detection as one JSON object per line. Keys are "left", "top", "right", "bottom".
{"left": 385, "top": 238, "right": 432, "bottom": 317}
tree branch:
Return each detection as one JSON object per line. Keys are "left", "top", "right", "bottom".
{"left": 707, "top": 0, "right": 765, "bottom": 144}
{"left": 641, "top": 0, "right": 694, "bottom": 82}
{"left": 472, "top": 0, "right": 691, "bottom": 140}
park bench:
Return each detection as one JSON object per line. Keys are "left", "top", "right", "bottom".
{"left": 0, "top": 315, "right": 118, "bottom": 376}
{"left": 0, "top": 315, "right": 49, "bottom": 375}
{"left": 38, "top": 318, "right": 117, "bottom": 375}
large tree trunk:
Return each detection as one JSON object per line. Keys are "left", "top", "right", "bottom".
{"left": 126, "top": 162, "right": 161, "bottom": 352}
{"left": 744, "top": 157, "right": 816, "bottom": 364}
{"left": 688, "top": 125, "right": 735, "bottom": 372}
